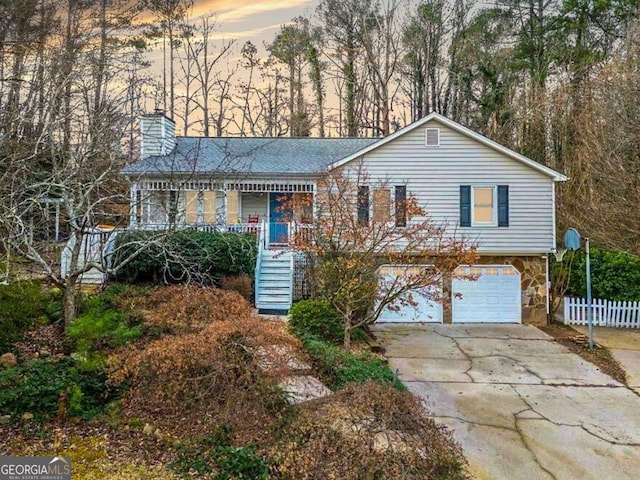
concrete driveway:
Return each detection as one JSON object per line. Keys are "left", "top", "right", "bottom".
{"left": 372, "top": 324, "right": 640, "bottom": 480}
{"left": 573, "top": 325, "right": 640, "bottom": 394}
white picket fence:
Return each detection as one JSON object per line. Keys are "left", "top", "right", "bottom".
{"left": 564, "top": 297, "right": 640, "bottom": 328}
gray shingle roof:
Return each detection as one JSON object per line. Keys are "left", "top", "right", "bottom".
{"left": 122, "top": 137, "right": 380, "bottom": 176}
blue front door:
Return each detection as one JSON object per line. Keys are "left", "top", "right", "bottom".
{"left": 269, "top": 193, "right": 291, "bottom": 244}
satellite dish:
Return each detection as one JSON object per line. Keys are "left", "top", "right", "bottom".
{"left": 564, "top": 228, "right": 582, "bottom": 251}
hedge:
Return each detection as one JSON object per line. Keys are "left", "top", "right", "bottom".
{"left": 112, "top": 230, "right": 257, "bottom": 285}
{"left": 289, "top": 299, "right": 344, "bottom": 344}
{"left": 561, "top": 248, "right": 640, "bottom": 301}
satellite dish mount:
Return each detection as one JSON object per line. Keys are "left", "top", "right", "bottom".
{"left": 563, "top": 227, "right": 594, "bottom": 349}
{"left": 564, "top": 228, "right": 582, "bottom": 251}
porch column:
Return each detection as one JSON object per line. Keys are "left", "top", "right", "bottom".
{"left": 144, "top": 188, "right": 151, "bottom": 225}
{"left": 311, "top": 185, "right": 318, "bottom": 222}
{"left": 197, "top": 190, "right": 204, "bottom": 224}
{"left": 130, "top": 182, "right": 138, "bottom": 227}
{"left": 177, "top": 189, "right": 186, "bottom": 225}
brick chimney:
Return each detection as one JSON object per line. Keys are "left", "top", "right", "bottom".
{"left": 140, "top": 110, "right": 176, "bottom": 159}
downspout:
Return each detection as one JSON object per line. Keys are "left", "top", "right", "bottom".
{"left": 545, "top": 254, "right": 551, "bottom": 325}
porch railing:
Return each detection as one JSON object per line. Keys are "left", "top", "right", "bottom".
{"left": 129, "top": 222, "right": 261, "bottom": 235}
{"left": 292, "top": 222, "right": 314, "bottom": 245}
{"left": 130, "top": 221, "right": 313, "bottom": 248}
{"left": 224, "top": 223, "right": 261, "bottom": 235}
{"left": 255, "top": 221, "right": 266, "bottom": 303}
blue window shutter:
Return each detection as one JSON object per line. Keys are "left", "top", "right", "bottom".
{"left": 498, "top": 185, "right": 509, "bottom": 227}
{"left": 460, "top": 185, "right": 471, "bottom": 227}
{"left": 358, "top": 186, "right": 369, "bottom": 226}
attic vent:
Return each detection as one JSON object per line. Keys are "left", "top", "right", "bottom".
{"left": 425, "top": 128, "right": 440, "bottom": 147}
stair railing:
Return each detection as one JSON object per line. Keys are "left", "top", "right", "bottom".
{"left": 289, "top": 249, "right": 294, "bottom": 307}
{"left": 254, "top": 220, "right": 266, "bottom": 307}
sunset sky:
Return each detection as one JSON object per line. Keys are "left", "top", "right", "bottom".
{"left": 188, "top": 0, "right": 315, "bottom": 45}
{"left": 139, "top": 1, "right": 322, "bottom": 129}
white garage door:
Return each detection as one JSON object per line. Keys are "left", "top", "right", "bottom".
{"left": 377, "top": 265, "right": 443, "bottom": 323}
{"left": 452, "top": 265, "right": 521, "bottom": 324}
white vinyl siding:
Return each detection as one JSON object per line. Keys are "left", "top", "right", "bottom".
{"left": 240, "top": 192, "right": 268, "bottom": 223}
{"left": 343, "top": 119, "right": 555, "bottom": 254}
{"left": 140, "top": 114, "right": 175, "bottom": 158}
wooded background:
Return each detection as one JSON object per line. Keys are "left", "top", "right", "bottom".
{"left": 1, "top": 0, "right": 639, "bottom": 255}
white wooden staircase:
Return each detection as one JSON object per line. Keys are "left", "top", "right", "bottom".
{"left": 255, "top": 249, "right": 293, "bottom": 313}
{"left": 255, "top": 222, "right": 293, "bottom": 313}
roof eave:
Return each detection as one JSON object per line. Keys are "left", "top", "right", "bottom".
{"left": 120, "top": 170, "right": 325, "bottom": 179}
{"left": 328, "top": 112, "right": 568, "bottom": 182}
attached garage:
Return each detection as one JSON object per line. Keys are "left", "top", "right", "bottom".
{"left": 377, "top": 265, "right": 443, "bottom": 323}
{"left": 452, "top": 265, "right": 521, "bottom": 324}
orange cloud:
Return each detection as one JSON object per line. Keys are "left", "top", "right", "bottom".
{"left": 191, "top": 0, "right": 313, "bottom": 23}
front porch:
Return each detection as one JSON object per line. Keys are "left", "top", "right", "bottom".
{"left": 129, "top": 179, "right": 314, "bottom": 247}
{"left": 126, "top": 179, "right": 315, "bottom": 313}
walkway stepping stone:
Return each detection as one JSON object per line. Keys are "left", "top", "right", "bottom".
{"left": 280, "top": 376, "right": 332, "bottom": 404}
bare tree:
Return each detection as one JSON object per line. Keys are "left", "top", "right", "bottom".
{"left": 557, "top": 36, "right": 640, "bottom": 255}
{"left": 316, "top": 0, "right": 375, "bottom": 136}
{"left": 358, "top": 0, "right": 404, "bottom": 136}
{"left": 288, "top": 166, "right": 477, "bottom": 348}
{"left": 145, "top": 0, "right": 193, "bottom": 119}
{"left": 0, "top": 0, "right": 149, "bottom": 326}
{"left": 232, "top": 46, "right": 289, "bottom": 137}
{"left": 402, "top": 0, "right": 450, "bottom": 120}
{"left": 236, "top": 41, "right": 259, "bottom": 136}
{"left": 178, "top": 14, "right": 236, "bottom": 136}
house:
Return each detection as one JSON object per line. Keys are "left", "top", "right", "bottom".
{"left": 122, "top": 111, "right": 567, "bottom": 322}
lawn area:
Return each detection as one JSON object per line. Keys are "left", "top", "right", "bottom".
{"left": 0, "top": 283, "right": 469, "bottom": 479}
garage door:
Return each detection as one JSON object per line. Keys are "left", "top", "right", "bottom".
{"left": 452, "top": 265, "right": 521, "bottom": 323}
{"left": 377, "top": 265, "right": 442, "bottom": 323}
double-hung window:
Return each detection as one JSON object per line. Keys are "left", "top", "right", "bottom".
{"left": 472, "top": 186, "right": 496, "bottom": 226}
{"left": 460, "top": 185, "right": 509, "bottom": 227}
{"left": 358, "top": 185, "right": 409, "bottom": 227}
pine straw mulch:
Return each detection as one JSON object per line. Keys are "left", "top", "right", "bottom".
{"left": 12, "top": 323, "right": 68, "bottom": 360}
{"left": 0, "top": 419, "right": 179, "bottom": 479}
{"left": 1, "top": 286, "right": 471, "bottom": 479}
{"left": 538, "top": 322, "right": 628, "bottom": 385}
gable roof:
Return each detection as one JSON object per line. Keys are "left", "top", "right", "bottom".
{"left": 328, "top": 112, "right": 568, "bottom": 182}
{"left": 122, "top": 137, "right": 379, "bottom": 177}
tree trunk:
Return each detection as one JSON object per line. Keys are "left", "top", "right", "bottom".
{"left": 169, "top": 24, "right": 175, "bottom": 119}
{"left": 202, "top": 32, "right": 210, "bottom": 137}
{"left": 289, "top": 62, "right": 295, "bottom": 136}
{"left": 343, "top": 321, "right": 351, "bottom": 350}
{"left": 342, "top": 307, "right": 353, "bottom": 350}
{"left": 63, "top": 277, "right": 78, "bottom": 328}
{"left": 346, "top": 35, "right": 357, "bottom": 137}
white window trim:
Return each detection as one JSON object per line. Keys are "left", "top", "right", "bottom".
{"left": 471, "top": 185, "right": 498, "bottom": 227}
{"left": 425, "top": 127, "right": 440, "bottom": 147}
